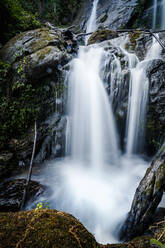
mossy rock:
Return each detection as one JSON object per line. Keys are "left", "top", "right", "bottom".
{"left": 88, "top": 29, "right": 119, "bottom": 45}
{"left": 0, "top": 27, "right": 72, "bottom": 172}
{"left": 124, "top": 31, "right": 142, "bottom": 53}
{"left": 0, "top": 209, "right": 98, "bottom": 248}
{"left": 0, "top": 208, "right": 156, "bottom": 248}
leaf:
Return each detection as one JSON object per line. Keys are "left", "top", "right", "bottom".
{"left": 150, "top": 238, "right": 165, "bottom": 248}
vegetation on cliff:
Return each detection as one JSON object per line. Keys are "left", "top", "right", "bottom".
{"left": 0, "top": 0, "right": 83, "bottom": 45}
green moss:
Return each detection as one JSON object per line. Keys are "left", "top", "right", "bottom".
{"left": 154, "top": 163, "right": 165, "bottom": 192}
{"left": 100, "top": 13, "right": 108, "bottom": 23}
{"left": 88, "top": 29, "right": 118, "bottom": 45}
{"left": 124, "top": 31, "right": 142, "bottom": 51}
{"left": 160, "top": 145, "right": 165, "bottom": 154}
{"left": 36, "top": 46, "right": 52, "bottom": 60}
{"left": 0, "top": 210, "right": 98, "bottom": 248}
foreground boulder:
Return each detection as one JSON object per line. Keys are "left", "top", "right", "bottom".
{"left": 0, "top": 179, "right": 45, "bottom": 212}
{"left": 0, "top": 209, "right": 97, "bottom": 248}
{"left": 120, "top": 149, "right": 165, "bottom": 240}
{"left": 0, "top": 209, "right": 161, "bottom": 248}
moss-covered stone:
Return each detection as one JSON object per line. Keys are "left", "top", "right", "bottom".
{"left": 0, "top": 27, "right": 73, "bottom": 177}
{"left": 124, "top": 31, "right": 142, "bottom": 52}
{"left": 0, "top": 209, "right": 161, "bottom": 248}
{"left": 0, "top": 210, "right": 98, "bottom": 248}
{"left": 88, "top": 29, "right": 119, "bottom": 45}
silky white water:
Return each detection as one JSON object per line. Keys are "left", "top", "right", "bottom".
{"left": 25, "top": 41, "right": 149, "bottom": 244}
{"left": 161, "top": 0, "right": 165, "bottom": 29}
{"left": 85, "top": 0, "right": 99, "bottom": 44}
{"left": 68, "top": 46, "right": 119, "bottom": 167}
{"left": 153, "top": 0, "right": 157, "bottom": 29}
{"left": 152, "top": 0, "right": 165, "bottom": 29}
{"left": 25, "top": 1, "right": 164, "bottom": 244}
{"left": 126, "top": 36, "right": 162, "bottom": 154}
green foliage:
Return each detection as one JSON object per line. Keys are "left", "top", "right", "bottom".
{"left": 150, "top": 238, "right": 165, "bottom": 248}
{"left": 0, "top": 0, "right": 41, "bottom": 44}
{"left": 35, "top": 202, "right": 50, "bottom": 210}
{"left": 0, "top": 60, "right": 11, "bottom": 81}
{"left": 0, "top": 0, "right": 83, "bottom": 44}
{"left": 18, "top": 0, "right": 83, "bottom": 25}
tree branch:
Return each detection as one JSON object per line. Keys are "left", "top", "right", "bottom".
{"left": 20, "top": 121, "right": 37, "bottom": 210}
{"left": 76, "top": 29, "right": 165, "bottom": 51}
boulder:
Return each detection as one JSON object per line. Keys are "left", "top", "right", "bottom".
{"left": 0, "top": 179, "right": 45, "bottom": 212}
{"left": 0, "top": 209, "right": 97, "bottom": 248}
{"left": 0, "top": 208, "right": 161, "bottom": 248}
{"left": 120, "top": 150, "right": 165, "bottom": 240}
{"left": 88, "top": 29, "right": 119, "bottom": 45}
{"left": 146, "top": 59, "right": 165, "bottom": 154}
{"left": 0, "top": 27, "right": 76, "bottom": 178}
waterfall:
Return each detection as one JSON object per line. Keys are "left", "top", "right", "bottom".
{"left": 153, "top": 0, "right": 157, "bottom": 29}
{"left": 68, "top": 46, "right": 119, "bottom": 167}
{"left": 152, "top": 0, "right": 165, "bottom": 29}
{"left": 161, "top": 0, "right": 165, "bottom": 29}
{"left": 85, "top": 0, "right": 99, "bottom": 44}
{"left": 26, "top": 0, "right": 155, "bottom": 244}
{"left": 126, "top": 36, "right": 162, "bottom": 154}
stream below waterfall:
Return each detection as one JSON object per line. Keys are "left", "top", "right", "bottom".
{"left": 15, "top": 0, "right": 165, "bottom": 244}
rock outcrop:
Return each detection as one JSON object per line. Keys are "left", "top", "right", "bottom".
{"left": 0, "top": 27, "right": 77, "bottom": 179}
{"left": 0, "top": 179, "right": 45, "bottom": 212}
{"left": 74, "top": 0, "right": 147, "bottom": 32}
{"left": 146, "top": 59, "right": 165, "bottom": 154}
{"left": 120, "top": 149, "right": 165, "bottom": 240}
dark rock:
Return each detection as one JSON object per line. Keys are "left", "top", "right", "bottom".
{"left": 0, "top": 179, "right": 45, "bottom": 212}
{"left": 146, "top": 59, "right": 165, "bottom": 154}
{"left": 0, "top": 152, "right": 14, "bottom": 179}
{"left": 74, "top": 0, "right": 139, "bottom": 32}
{"left": 120, "top": 150, "right": 165, "bottom": 241}
{"left": 0, "top": 27, "right": 77, "bottom": 177}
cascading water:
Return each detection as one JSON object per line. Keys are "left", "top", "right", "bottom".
{"left": 153, "top": 0, "right": 157, "bottom": 29}
{"left": 68, "top": 46, "right": 119, "bottom": 167}
{"left": 126, "top": 36, "right": 162, "bottom": 154}
{"left": 152, "top": 0, "right": 165, "bottom": 29}
{"left": 24, "top": 0, "right": 163, "bottom": 244}
{"left": 85, "top": 0, "right": 99, "bottom": 44}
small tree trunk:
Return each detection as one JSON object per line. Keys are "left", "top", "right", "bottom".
{"left": 20, "top": 121, "right": 37, "bottom": 210}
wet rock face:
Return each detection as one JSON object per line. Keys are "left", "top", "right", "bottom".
{"left": 0, "top": 179, "right": 45, "bottom": 212}
{"left": 120, "top": 151, "right": 165, "bottom": 241}
{"left": 0, "top": 27, "right": 77, "bottom": 178}
{"left": 74, "top": 0, "right": 138, "bottom": 32}
{"left": 97, "top": 0, "right": 138, "bottom": 29}
{"left": 146, "top": 59, "right": 165, "bottom": 154}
